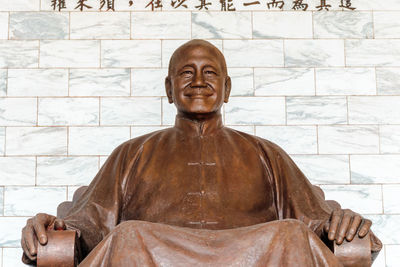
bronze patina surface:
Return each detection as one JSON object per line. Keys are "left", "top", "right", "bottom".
{"left": 21, "top": 39, "right": 382, "bottom": 267}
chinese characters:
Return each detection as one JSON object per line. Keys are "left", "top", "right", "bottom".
{"left": 50, "top": 0, "right": 356, "bottom": 11}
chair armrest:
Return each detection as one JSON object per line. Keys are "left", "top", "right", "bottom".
{"left": 37, "top": 230, "right": 79, "bottom": 267}
{"left": 333, "top": 232, "right": 371, "bottom": 267}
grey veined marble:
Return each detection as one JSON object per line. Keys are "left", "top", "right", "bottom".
{"left": 0, "top": 69, "right": 6, "bottom": 96}
{"left": 192, "top": 12, "right": 252, "bottom": 39}
{"left": 10, "top": 12, "right": 68, "bottom": 39}
{"left": 376, "top": 68, "right": 400, "bottom": 95}
{"left": 313, "top": 11, "right": 373, "bottom": 38}
{"left": 0, "top": 127, "right": 4, "bottom": 155}
{"left": 0, "top": 40, "right": 38, "bottom": 68}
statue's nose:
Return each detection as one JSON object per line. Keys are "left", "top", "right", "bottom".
{"left": 191, "top": 73, "right": 207, "bottom": 87}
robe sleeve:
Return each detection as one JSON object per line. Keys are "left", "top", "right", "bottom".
{"left": 259, "top": 139, "right": 382, "bottom": 255}
{"left": 259, "top": 140, "right": 333, "bottom": 237}
{"left": 63, "top": 141, "right": 143, "bottom": 257}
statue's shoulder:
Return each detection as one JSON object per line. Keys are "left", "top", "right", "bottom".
{"left": 113, "top": 127, "right": 173, "bottom": 155}
{"left": 223, "top": 127, "right": 283, "bottom": 154}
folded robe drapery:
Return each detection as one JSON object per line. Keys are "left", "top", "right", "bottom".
{"left": 79, "top": 219, "right": 343, "bottom": 267}
{"left": 63, "top": 114, "right": 381, "bottom": 266}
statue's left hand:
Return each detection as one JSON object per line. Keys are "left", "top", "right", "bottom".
{"left": 324, "top": 209, "right": 372, "bottom": 245}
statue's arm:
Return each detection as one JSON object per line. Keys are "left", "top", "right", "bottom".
{"left": 62, "top": 141, "right": 141, "bottom": 256}
{"left": 21, "top": 141, "right": 141, "bottom": 264}
{"left": 258, "top": 139, "right": 382, "bottom": 250}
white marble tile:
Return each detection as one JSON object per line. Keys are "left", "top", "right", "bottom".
{"left": 318, "top": 125, "right": 379, "bottom": 154}
{"left": 376, "top": 68, "right": 400, "bottom": 95}
{"left": 351, "top": 155, "right": 400, "bottom": 184}
{"left": 313, "top": 11, "right": 373, "bottom": 38}
{"left": 192, "top": 12, "right": 251, "bottom": 39}
{"left": 320, "top": 185, "right": 382, "bottom": 214}
{"left": 380, "top": 125, "right": 400, "bottom": 154}
{"left": 6, "top": 127, "right": 67, "bottom": 156}
{"left": 2, "top": 248, "right": 27, "bottom": 267}
{"left": 285, "top": 40, "right": 344, "bottom": 67}
{"left": 131, "top": 126, "right": 169, "bottom": 138}
{"left": 40, "top": 40, "right": 100, "bottom": 68}
{"left": 0, "top": 40, "right": 38, "bottom": 68}
{"left": 0, "top": 127, "right": 4, "bottom": 155}
{"left": 287, "top": 96, "right": 347, "bottom": 125}
{"left": 253, "top": 12, "right": 312, "bottom": 39}
{"left": 70, "top": 12, "right": 129, "bottom": 39}
{"left": 225, "top": 97, "right": 286, "bottom": 125}
{"left": 162, "top": 97, "right": 178, "bottom": 125}
{"left": 0, "top": 69, "right": 6, "bottom": 96}
{"left": 0, "top": 12, "right": 8, "bottom": 39}
{"left": 0, "top": 98, "right": 37, "bottom": 126}
{"left": 4, "top": 186, "right": 66, "bottom": 216}
{"left": 348, "top": 96, "right": 400, "bottom": 124}
{"left": 226, "top": 125, "right": 254, "bottom": 135}
{"left": 316, "top": 68, "right": 376, "bottom": 95}
{"left": 0, "top": 157, "right": 35, "bottom": 185}
{"left": 0, "top": 0, "right": 39, "bottom": 11}
{"left": 8, "top": 69, "right": 68, "bottom": 96}
{"left": 0, "top": 217, "right": 29, "bottom": 247}
{"left": 132, "top": 69, "right": 168, "bottom": 96}
{"left": 346, "top": 40, "right": 400, "bottom": 67}
{"left": 10, "top": 12, "right": 68, "bottom": 39}
{"left": 386, "top": 245, "right": 400, "bottom": 267}
{"left": 354, "top": 0, "right": 400, "bottom": 10}
{"left": 374, "top": 12, "right": 400, "bottom": 38}
{"left": 70, "top": 69, "right": 130, "bottom": 96}
{"left": 37, "top": 156, "right": 98, "bottom": 186}
{"left": 132, "top": 12, "right": 190, "bottom": 39}
{"left": 68, "top": 127, "right": 130, "bottom": 155}
{"left": 162, "top": 39, "right": 223, "bottom": 68}
{"left": 291, "top": 155, "right": 350, "bottom": 185}
{"left": 224, "top": 40, "right": 284, "bottom": 67}
{"left": 101, "top": 97, "right": 161, "bottom": 125}
{"left": 256, "top": 126, "right": 317, "bottom": 154}
{"left": 38, "top": 98, "right": 99, "bottom": 126}
{"left": 102, "top": 40, "right": 161, "bottom": 68}
{"left": 383, "top": 185, "right": 400, "bottom": 214}
{"left": 255, "top": 68, "right": 314, "bottom": 96}
{"left": 0, "top": 186, "right": 3, "bottom": 214}
{"left": 229, "top": 68, "right": 254, "bottom": 96}
{"left": 365, "top": 215, "right": 400, "bottom": 245}
{"left": 372, "top": 245, "right": 386, "bottom": 267}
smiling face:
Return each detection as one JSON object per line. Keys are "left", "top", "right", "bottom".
{"left": 165, "top": 40, "right": 231, "bottom": 119}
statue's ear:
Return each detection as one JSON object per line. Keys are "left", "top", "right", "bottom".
{"left": 224, "top": 76, "right": 231, "bottom": 103}
{"left": 165, "top": 77, "right": 173, "bottom": 104}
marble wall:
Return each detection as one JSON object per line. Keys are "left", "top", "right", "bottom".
{"left": 0, "top": 0, "right": 399, "bottom": 266}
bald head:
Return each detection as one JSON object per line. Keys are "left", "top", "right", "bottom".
{"left": 168, "top": 39, "right": 227, "bottom": 77}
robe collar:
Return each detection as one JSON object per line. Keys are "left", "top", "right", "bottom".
{"left": 174, "top": 113, "right": 224, "bottom": 137}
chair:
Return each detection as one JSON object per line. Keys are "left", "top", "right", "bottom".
{"left": 36, "top": 185, "right": 376, "bottom": 267}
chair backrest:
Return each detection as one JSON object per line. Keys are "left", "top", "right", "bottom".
{"left": 57, "top": 186, "right": 88, "bottom": 219}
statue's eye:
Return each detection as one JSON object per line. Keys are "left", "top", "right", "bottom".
{"left": 181, "top": 70, "right": 193, "bottom": 76}
{"left": 205, "top": 70, "right": 216, "bottom": 75}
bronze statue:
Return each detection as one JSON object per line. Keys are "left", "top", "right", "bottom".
{"left": 21, "top": 39, "right": 381, "bottom": 266}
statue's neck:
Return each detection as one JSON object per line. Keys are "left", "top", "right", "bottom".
{"left": 174, "top": 111, "right": 224, "bottom": 136}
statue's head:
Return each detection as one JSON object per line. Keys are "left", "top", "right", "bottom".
{"left": 165, "top": 39, "right": 231, "bottom": 119}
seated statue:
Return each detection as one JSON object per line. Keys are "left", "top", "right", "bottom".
{"left": 21, "top": 39, "right": 382, "bottom": 266}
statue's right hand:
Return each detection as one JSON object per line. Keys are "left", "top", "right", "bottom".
{"left": 21, "top": 213, "right": 66, "bottom": 264}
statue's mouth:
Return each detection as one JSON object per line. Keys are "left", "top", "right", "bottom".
{"left": 184, "top": 88, "right": 213, "bottom": 98}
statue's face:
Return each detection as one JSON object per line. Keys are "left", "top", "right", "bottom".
{"left": 165, "top": 44, "right": 231, "bottom": 117}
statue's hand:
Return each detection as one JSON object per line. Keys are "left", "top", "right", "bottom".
{"left": 324, "top": 209, "right": 372, "bottom": 245}
{"left": 21, "top": 213, "right": 66, "bottom": 264}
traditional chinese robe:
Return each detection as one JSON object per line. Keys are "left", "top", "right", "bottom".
{"left": 63, "top": 114, "right": 379, "bottom": 266}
